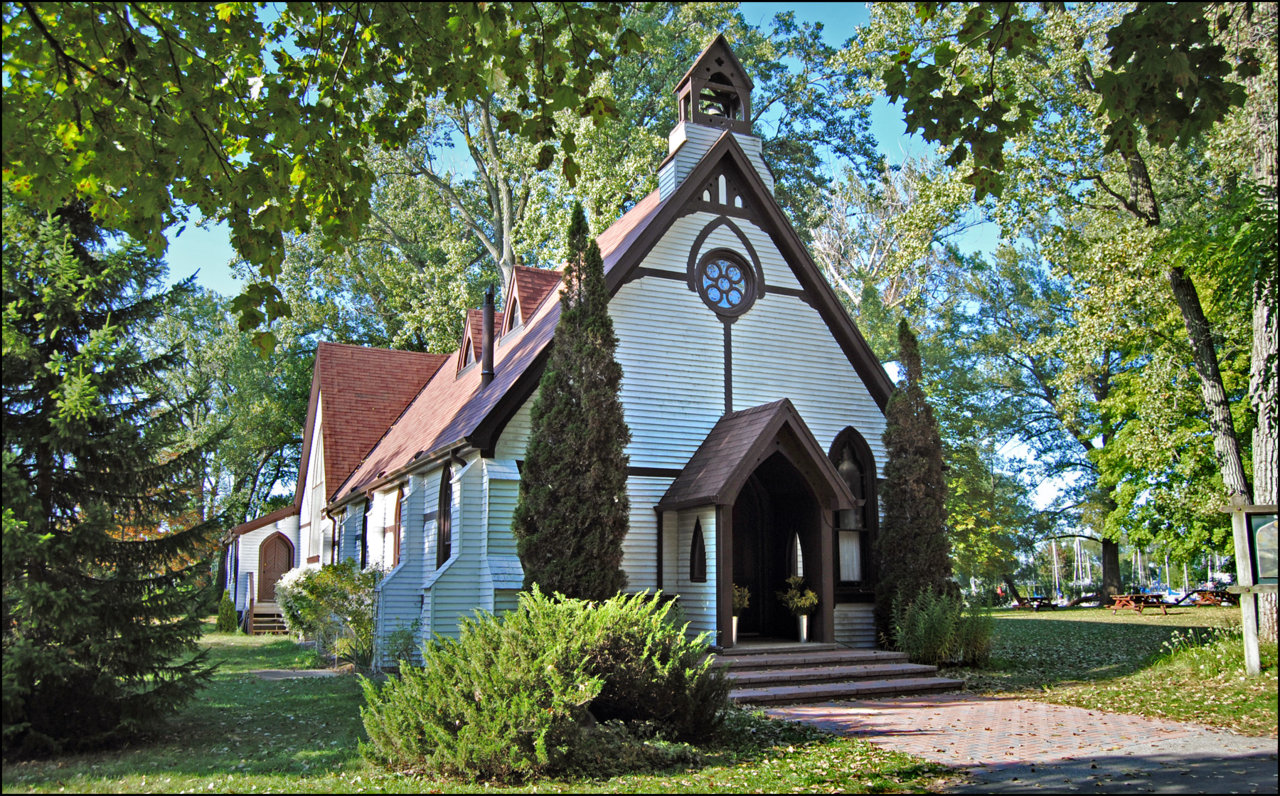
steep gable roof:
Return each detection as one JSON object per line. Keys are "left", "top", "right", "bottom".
{"left": 599, "top": 132, "right": 894, "bottom": 410}
{"left": 328, "top": 131, "right": 891, "bottom": 507}
{"left": 656, "top": 399, "right": 856, "bottom": 512}
{"left": 299, "top": 342, "right": 449, "bottom": 505}
{"left": 230, "top": 503, "right": 299, "bottom": 538}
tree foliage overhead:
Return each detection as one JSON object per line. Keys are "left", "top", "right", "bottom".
{"left": 2, "top": 2, "right": 637, "bottom": 350}
{"left": 868, "top": 1, "right": 1274, "bottom": 517}
{"left": 512, "top": 203, "right": 630, "bottom": 602}
{"left": 879, "top": 1, "right": 1262, "bottom": 200}
{"left": 2, "top": 196, "right": 218, "bottom": 757}
{"left": 875, "top": 320, "right": 953, "bottom": 638}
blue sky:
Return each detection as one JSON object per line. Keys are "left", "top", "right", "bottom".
{"left": 163, "top": 2, "right": 935, "bottom": 296}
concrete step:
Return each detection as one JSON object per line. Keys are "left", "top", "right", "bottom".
{"left": 730, "top": 675, "right": 965, "bottom": 705}
{"left": 728, "top": 661, "right": 940, "bottom": 687}
{"left": 713, "top": 648, "right": 909, "bottom": 670}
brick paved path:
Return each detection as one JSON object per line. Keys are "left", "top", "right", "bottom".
{"left": 767, "top": 694, "right": 1279, "bottom": 793}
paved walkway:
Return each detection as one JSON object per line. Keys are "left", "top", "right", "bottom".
{"left": 768, "top": 694, "right": 1278, "bottom": 793}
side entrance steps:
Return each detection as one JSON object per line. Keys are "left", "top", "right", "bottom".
{"left": 248, "top": 602, "right": 289, "bottom": 635}
{"left": 713, "top": 643, "right": 963, "bottom": 705}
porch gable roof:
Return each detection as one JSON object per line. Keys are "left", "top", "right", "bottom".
{"left": 656, "top": 399, "right": 857, "bottom": 513}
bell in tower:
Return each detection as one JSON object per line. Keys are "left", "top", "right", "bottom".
{"left": 659, "top": 33, "right": 773, "bottom": 200}
{"left": 674, "top": 34, "right": 753, "bottom": 135}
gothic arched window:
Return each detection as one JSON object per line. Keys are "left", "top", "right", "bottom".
{"left": 690, "top": 519, "right": 707, "bottom": 583}
{"left": 437, "top": 466, "right": 453, "bottom": 568}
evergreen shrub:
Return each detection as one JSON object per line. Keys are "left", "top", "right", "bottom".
{"left": 359, "top": 587, "right": 727, "bottom": 783}
{"left": 951, "top": 600, "right": 994, "bottom": 667}
{"left": 513, "top": 202, "right": 632, "bottom": 601}
{"left": 216, "top": 590, "right": 239, "bottom": 633}
{"left": 890, "top": 590, "right": 994, "bottom": 667}
{"left": 3, "top": 201, "right": 217, "bottom": 757}
{"left": 874, "top": 320, "right": 953, "bottom": 639}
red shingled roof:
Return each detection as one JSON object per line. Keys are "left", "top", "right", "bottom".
{"left": 503, "top": 265, "right": 563, "bottom": 333}
{"left": 332, "top": 195, "right": 667, "bottom": 504}
{"left": 304, "top": 342, "right": 449, "bottom": 504}
{"left": 599, "top": 190, "right": 662, "bottom": 273}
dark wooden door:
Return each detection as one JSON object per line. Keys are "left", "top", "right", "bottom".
{"left": 258, "top": 533, "right": 293, "bottom": 602}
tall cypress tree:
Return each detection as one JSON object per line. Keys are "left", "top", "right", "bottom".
{"left": 874, "top": 319, "right": 953, "bottom": 638}
{"left": 2, "top": 198, "right": 218, "bottom": 757}
{"left": 513, "top": 202, "right": 631, "bottom": 601}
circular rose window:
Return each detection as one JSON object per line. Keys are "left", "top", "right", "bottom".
{"left": 695, "top": 251, "right": 755, "bottom": 316}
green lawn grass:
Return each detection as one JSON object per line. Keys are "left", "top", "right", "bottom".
{"left": 6, "top": 607, "right": 1275, "bottom": 792}
{"left": 1, "top": 629, "right": 948, "bottom": 794}
{"left": 941, "top": 605, "right": 1279, "bottom": 736}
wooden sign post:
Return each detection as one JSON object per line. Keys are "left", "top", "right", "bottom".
{"left": 1225, "top": 504, "right": 1277, "bottom": 676}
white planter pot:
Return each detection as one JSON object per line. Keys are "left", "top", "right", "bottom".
{"left": 798, "top": 614, "right": 809, "bottom": 643}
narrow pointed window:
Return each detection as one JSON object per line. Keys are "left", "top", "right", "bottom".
{"left": 437, "top": 466, "right": 453, "bottom": 568}
{"left": 690, "top": 519, "right": 707, "bottom": 583}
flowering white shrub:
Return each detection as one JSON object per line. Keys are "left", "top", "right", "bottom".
{"left": 275, "top": 566, "right": 321, "bottom": 637}
{"left": 274, "top": 561, "right": 384, "bottom": 666}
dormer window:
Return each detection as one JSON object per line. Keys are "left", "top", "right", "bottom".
{"left": 505, "top": 295, "right": 520, "bottom": 334}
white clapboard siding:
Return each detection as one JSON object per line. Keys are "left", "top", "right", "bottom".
{"left": 731, "top": 293, "right": 888, "bottom": 476}
{"left": 834, "top": 603, "right": 876, "bottom": 649}
{"left": 611, "top": 279, "right": 724, "bottom": 469}
{"left": 674, "top": 508, "right": 717, "bottom": 639}
{"left": 494, "top": 397, "right": 535, "bottom": 460}
{"left": 234, "top": 513, "right": 301, "bottom": 608}
{"left": 620, "top": 476, "right": 673, "bottom": 591}
{"left": 690, "top": 214, "right": 803, "bottom": 292}
{"left": 659, "top": 123, "right": 773, "bottom": 200}
{"left": 483, "top": 459, "right": 523, "bottom": 609}
{"left": 374, "top": 475, "right": 425, "bottom": 668}
{"left": 420, "top": 454, "right": 485, "bottom": 641}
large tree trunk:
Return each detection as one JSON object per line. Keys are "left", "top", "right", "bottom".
{"left": 1242, "top": 1, "right": 1278, "bottom": 643}
{"left": 1168, "top": 265, "right": 1255, "bottom": 505}
{"left": 1100, "top": 539, "right": 1122, "bottom": 602}
{"left": 1224, "top": 0, "right": 1280, "bottom": 642}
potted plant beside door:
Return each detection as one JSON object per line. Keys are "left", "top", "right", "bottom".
{"left": 777, "top": 575, "right": 818, "bottom": 643}
{"left": 731, "top": 584, "right": 751, "bottom": 644}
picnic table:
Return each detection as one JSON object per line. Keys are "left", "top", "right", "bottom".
{"left": 1172, "top": 589, "right": 1237, "bottom": 607}
{"left": 1013, "top": 596, "right": 1058, "bottom": 611}
{"left": 1110, "top": 593, "right": 1168, "bottom": 614}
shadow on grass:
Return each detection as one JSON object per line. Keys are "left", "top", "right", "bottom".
{"left": 2, "top": 643, "right": 370, "bottom": 792}
{"left": 942, "top": 607, "right": 1242, "bottom": 692}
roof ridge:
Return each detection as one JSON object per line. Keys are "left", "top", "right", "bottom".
{"left": 317, "top": 340, "right": 447, "bottom": 357}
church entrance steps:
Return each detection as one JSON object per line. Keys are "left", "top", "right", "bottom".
{"left": 249, "top": 602, "right": 289, "bottom": 635}
{"left": 711, "top": 645, "right": 963, "bottom": 705}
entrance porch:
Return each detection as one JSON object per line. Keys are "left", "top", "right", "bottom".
{"left": 657, "top": 399, "right": 860, "bottom": 649}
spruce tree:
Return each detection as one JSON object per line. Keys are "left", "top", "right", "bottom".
{"left": 513, "top": 202, "right": 631, "bottom": 601}
{"left": 874, "top": 319, "right": 953, "bottom": 639}
{"left": 2, "top": 198, "right": 218, "bottom": 757}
